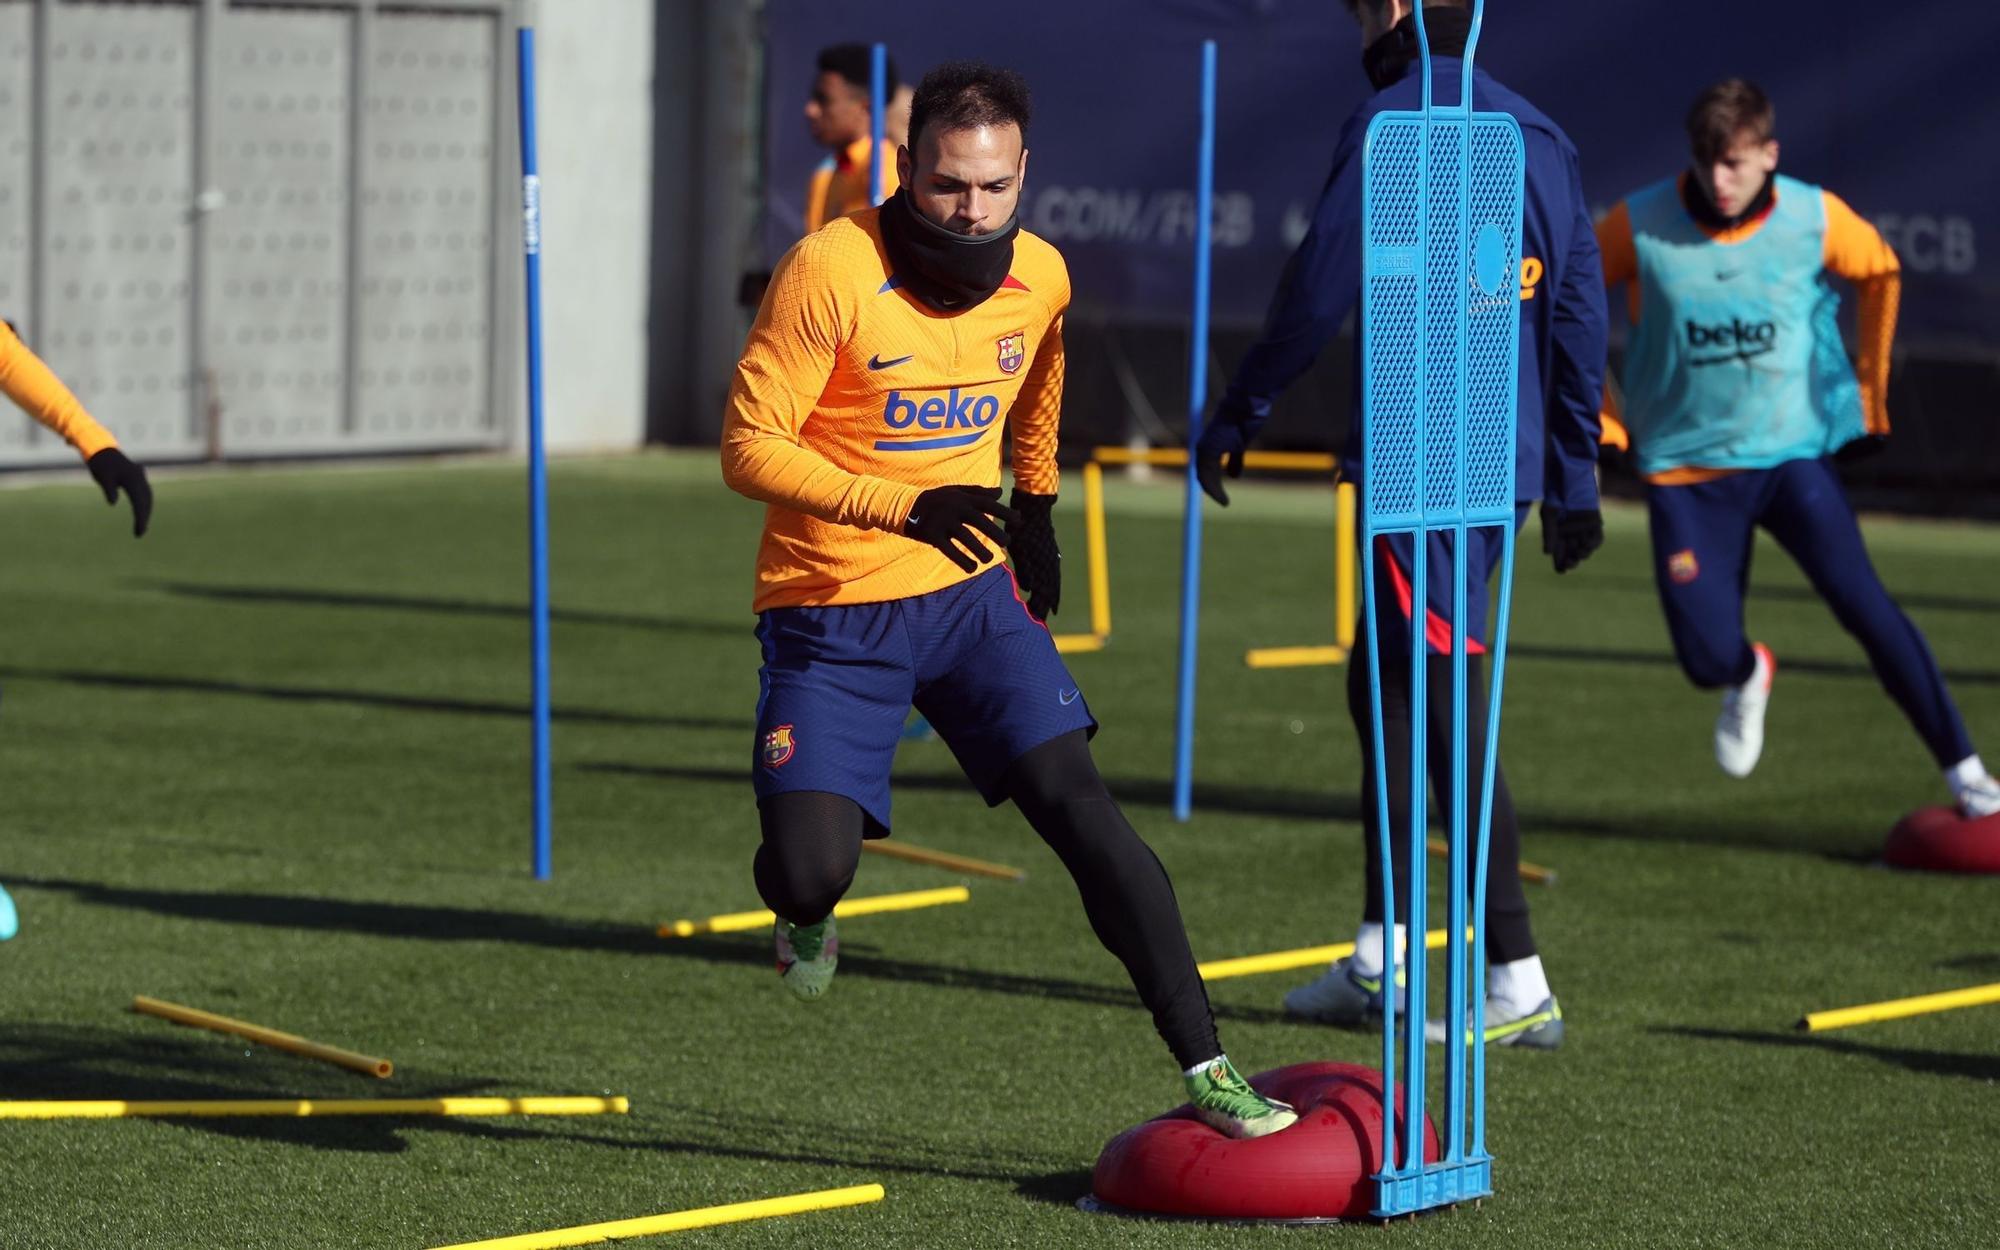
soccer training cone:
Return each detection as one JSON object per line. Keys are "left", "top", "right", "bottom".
{"left": 1883, "top": 806, "right": 2000, "bottom": 875}
{"left": 1084, "top": 1062, "right": 1441, "bottom": 1223}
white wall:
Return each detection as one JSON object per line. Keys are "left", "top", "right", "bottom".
{"left": 522, "top": 0, "right": 653, "bottom": 452}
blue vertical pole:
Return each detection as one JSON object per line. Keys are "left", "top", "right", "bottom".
{"left": 869, "top": 43, "right": 886, "bottom": 204}
{"left": 518, "top": 26, "right": 553, "bottom": 881}
{"left": 1170, "top": 40, "right": 1217, "bottom": 823}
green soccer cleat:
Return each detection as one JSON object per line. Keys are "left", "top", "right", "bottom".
{"left": 773, "top": 915, "right": 838, "bottom": 1001}
{"left": 1282, "top": 956, "right": 1404, "bottom": 1026}
{"left": 1424, "top": 995, "right": 1564, "bottom": 1050}
{"left": 1184, "top": 1057, "right": 1299, "bottom": 1139}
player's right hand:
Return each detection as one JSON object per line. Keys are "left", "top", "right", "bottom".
{"left": 1194, "top": 419, "right": 1249, "bottom": 507}
{"left": 904, "top": 485, "right": 1019, "bottom": 573}
{"left": 1539, "top": 503, "right": 1603, "bottom": 574}
{"left": 87, "top": 447, "right": 152, "bottom": 538}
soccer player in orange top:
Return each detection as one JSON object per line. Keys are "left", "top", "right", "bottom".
{"left": 1599, "top": 79, "right": 1998, "bottom": 817}
{"left": 0, "top": 318, "right": 152, "bottom": 940}
{"left": 801, "top": 44, "right": 902, "bottom": 235}
{"left": 721, "top": 62, "right": 1297, "bottom": 1139}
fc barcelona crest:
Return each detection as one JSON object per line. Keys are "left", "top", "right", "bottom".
{"left": 1668, "top": 549, "right": 1700, "bottom": 585}
{"left": 997, "top": 331, "right": 1026, "bottom": 374}
{"left": 761, "top": 725, "right": 796, "bottom": 769}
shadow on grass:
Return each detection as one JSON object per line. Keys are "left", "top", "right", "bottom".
{"left": 580, "top": 761, "right": 1880, "bottom": 863}
{"left": 6, "top": 876, "right": 1293, "bottom": 1029}
{"left": 0, "top": 1022, "right": 498, "bottom": 1153}
{"left": 0, "top": 665, "right": 744, "bottom": 732}
{"left": 1653, "top": 1025, "right": 2000, "bottom": 1082}
{"left": 149, "top": 582, "right": 747, "bottom": 638}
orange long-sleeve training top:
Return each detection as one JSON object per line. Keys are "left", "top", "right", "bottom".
{"left": 1596, "top": 176, "right": 1899, "bottom": 482}
{"left": 803, "top": 136, "right": 902, "bottom": 236}
{"left": 0, "top": 319, "right": 119, "bottom": 459}
{"left": 721, "top": 207, "right": 1068, "bottom": 613}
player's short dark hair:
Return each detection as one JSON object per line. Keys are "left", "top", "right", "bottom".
{"left": 816, "top": 44, "right": 898, "bottom": 98}
{"left": 1686, "top": 78, "right": 1775, "bottom": 164}
{"left": 905, "top": 61, "right": 1031, "bottom": 151}
{"left": 1340, "top": 0, "right": 1469, "bottom": 16}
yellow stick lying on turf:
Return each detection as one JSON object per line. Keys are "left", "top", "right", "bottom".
{"left": 430, "top": 1184, "right": 886, "bottom": 1250}
{"left": 1798, "top": 981, "right": 2000, "bottom": 1032}
{"left": 861, "top": 840, "right": 1025, "bottom": 881}
{"left": 657, "top": 886, "right": 969, "bottom": 938}
{"left": 133, "top": 995, "right": 392, "bottom": 1079}
{"left": 1199, "top": 928, "right": 1451, "bottom": 982}
{"left": 0, "top": 1096, "right": 629, "bottom": 1121}
{"left": 1426, "top": 837, "right": 1557, "bottom": 886}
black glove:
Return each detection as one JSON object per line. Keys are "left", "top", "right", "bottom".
{"left": 1194, "top": 415, "right": 1256, "bottom": 506}
{"left": 87, "top": 447, "right": 152, "bottom": 538}
{"left": 903, "top": 485, "right": 1017, "bottom": 573}
{"left": 1539, "top": 503, "right": 1602, "bottom": 574}
{"left": 1006, "top": 490, "right": 1060, "bottom": 622}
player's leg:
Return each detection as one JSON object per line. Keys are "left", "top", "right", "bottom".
{"left": 1646, "top": 475, "right": 1772, "bottom": 775}
{"left": 750, "top": 604, "right": 914, "bottom": 1000}
{"left": 917, "top": 569, "right": 1296, "bottom": 1138}
{"left": 1759, "top": 458, "right": 1997, "bottom": 815}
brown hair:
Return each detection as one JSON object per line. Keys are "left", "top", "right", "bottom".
{"left": 1685, "top": 78, "right": 1775, "bottom": 164}
{"left": 1342, "top": 0, "right": 1468, "bottom": 13}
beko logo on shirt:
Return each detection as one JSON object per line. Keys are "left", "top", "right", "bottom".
{"left": 1685, "top": 317, "right": 1777, "bottom": 366}
{"left": 883, "top": 388, "right": 1001, "bottom": 431}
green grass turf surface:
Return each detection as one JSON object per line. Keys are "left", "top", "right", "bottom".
{"left": 1, "top": 449, "right": 1997, "bottom": 1248}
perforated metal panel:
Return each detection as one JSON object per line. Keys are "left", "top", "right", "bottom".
{"left": 42, "top": 1, "right": 200, "bottom": 459}
{"left": 357, "top": 10, "right": 497, "bottom": 447}
{"left": 0, "top": 3, "right": 37, "bottom": 456}
{"left": 209, "top": 6, "right": 349, "bottom": 454}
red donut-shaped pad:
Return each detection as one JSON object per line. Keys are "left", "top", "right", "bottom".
{"left": 1884, "top": 806, "right": 2000, "bottom": 874}
{"left": 1091, "top": 1061, "right": 1442, "bottom": 1221}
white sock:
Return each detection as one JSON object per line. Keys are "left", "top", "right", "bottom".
{"left": 1947, "top": 755, "right": 1989, "bottom": 795}
{"left": 1350, "top": 922, "right": 1408, "bottom": 979}
{"left": 1488, "top": 955, "right": 1551, "bottom": 1015}
{"left": 1184, "top": 1055, "right": 1225, "bottom": 1079}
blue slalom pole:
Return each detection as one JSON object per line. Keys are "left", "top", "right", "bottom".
{"left": 869, "top": 43, "right": 886, "bottom": 204}
{"left": 1170, "top": 40, "right": 1217, "bottom": 823}
{"left": 518, "top": 26, "right": 552, "bottom": 881}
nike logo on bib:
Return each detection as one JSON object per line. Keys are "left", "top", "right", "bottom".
{"left": 868, "top": 353, "right": 914, "bottom": 371}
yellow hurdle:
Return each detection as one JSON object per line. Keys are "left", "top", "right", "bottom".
{"left": 657, "top": 886, "right": 969, "bottom": 939}
{"left": 1798, "top": 981, "right": 2000, "bottom": 1032}
{"left": 1199, "top": 928, "right": 1451, "bottom": 982}
{"left": 1243, "top": 480, "right": 1358, "bottom": 669}
{"left": 1051, "top": 461, "right": 1113, "bottom": 655}
{"left": 133, "top": 996, "right": 393, "bottom": 1079}
{"left": 430, "top": 1184, "right": 887, "bottom": 1250}
{"left": 1243, "top": 645, "right": 1350, "bottom": 669}
{"left": 0, "top": 1096, "right": 629, "bottom": 1121}
{"left": 860, "top": 840, "right": 1025, "bottom": 881}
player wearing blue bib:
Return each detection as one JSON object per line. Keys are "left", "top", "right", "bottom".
{"left": 1597, "top": 79, "right": 1998, "bottom": 819}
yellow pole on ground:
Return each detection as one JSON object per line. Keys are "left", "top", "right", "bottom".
{"left": 861, "top": 840, "right": 1025, "bottom": 881}
{"left": 657, "top": 886, "right": 969, "bottom": 939}
{"left": 1198, "top": 928, "right": 1451, "bottom": 982}
{"left": 429, "top": 1184, "right": 887, "bottom": 1250}
{"left": 1084, "top": 460, "right": 1111, "bottom": 639}
{"left": 0, "top": 1096, "right": 629, "bottom": 1120}
{"left": 1335, "top": 480, "right": 1357, "bottom": 651}
{"left": 1091, "top": 446, "right": 1337, "bottom": 472}
{"left": 1798, "top": 981, "right": 2000, "bottom": 1032}
{"left": 1425, "top": 838, "right": 1556, "bottom": 886}
{"left": 133, "top": 996, "right": 393, "bottom": 1079}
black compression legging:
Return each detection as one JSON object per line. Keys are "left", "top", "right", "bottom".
{"left": 753, "top": 730, "right": 1221, "bottom": 1068}
{"left": 1347, "top": 631, "right": 1536, "bottom": 964}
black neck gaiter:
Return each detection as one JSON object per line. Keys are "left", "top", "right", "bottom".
{"left": 1361, "top": 9, "right": 1475, "bottom": 91}
{"left": 1680, "top": 172, "right": 1776, "bottom": 232}
{"left": 878, "top": 189, "right": 1020, "bottom": 313}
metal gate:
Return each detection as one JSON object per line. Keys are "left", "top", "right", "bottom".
{"left": 0, "top": 0, "right": 519, "bottom": 466}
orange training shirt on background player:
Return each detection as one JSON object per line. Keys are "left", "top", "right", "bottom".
{"left": 720, "top": 207, "right": 1067, "bottom": 613}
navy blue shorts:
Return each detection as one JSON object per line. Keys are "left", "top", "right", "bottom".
{"left": 751, "top": 566, "right": 1097, "bottom": 833}
{"left": 1368, "top": 505, "right": 1529, "bottom": 657}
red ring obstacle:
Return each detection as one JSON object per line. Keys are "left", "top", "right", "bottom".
{"left": 1884, "top": 807, "right": 2000, "bottom": 874}
{"left": 1089, "top": 1062, "right": 1441, "bottom": 1222}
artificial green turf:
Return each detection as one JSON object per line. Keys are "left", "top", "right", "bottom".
{"left": 0, "top": 450, "right": 1996, "bottom": 1248}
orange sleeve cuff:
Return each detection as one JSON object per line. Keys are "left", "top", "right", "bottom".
{"left": 0, "top": 322, "right": 118, "bottom": 459}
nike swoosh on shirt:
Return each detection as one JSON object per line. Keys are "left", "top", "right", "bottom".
{"left": 1059, "top": 688, "right": 1082, "bottom": 706}
{"left": 868, "top": 353, "right": 915, "bottom": 370}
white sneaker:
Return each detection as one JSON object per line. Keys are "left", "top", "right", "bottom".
{"left": 1715, "top": 643, "right": 1774, "bottom": 778}
{"left": 1957, "top": 773, "right": 2000, "bottom": 820}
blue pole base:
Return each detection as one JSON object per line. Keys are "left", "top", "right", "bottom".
{"left": 1372, "top": 1155, "right": 1492, "bottom": 1219}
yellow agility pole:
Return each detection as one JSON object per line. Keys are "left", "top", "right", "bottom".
{"left": 657, "top": 886, "right": 969, "bottom": 939}
{"left": 1244, "top": 480, "right": 1359, "bottom": 669}
{"left": 1199, "top": 928, "right": 1450, "bottom": 982}
{"left": 430, "top": 1184, "right": 887, "bottom": 1250}
{"left": 861, "top": 840, "right": 1025, "bottom": 881}
{"left": 1798, "top": 981, "right": 2000, "bottom": 1033}
{"left": 0, "top": 1096, "right": 629, "bottom": 1121}
{"left": 133, "top": 996, "right": 392, "bottom": 1079}
{"left": 1426, "top": 837, "right": 1556, "bottom": 886}
{"left": 1051, "top": 460, "right": 1112, "bottom": 654}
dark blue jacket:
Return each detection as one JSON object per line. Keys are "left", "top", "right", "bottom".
{"left": 1219, "top": 58, "right": 1606, "bottom": 512}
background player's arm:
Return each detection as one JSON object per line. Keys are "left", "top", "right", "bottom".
{"left": 1821, "top": 191, "right": 1899, "bottom": 435}
{"left": 1006, "top": 287, "right": 1067, "bottom": 497}
{"left": 0, "top": 320, "right": 120, "bottom": 459}
{"left": 1591, "top": 201, "right": 1638, "bottom": 448}
{"left": 720, "top": 243, "right": 922, "bottom": 532}
{"left": 1545, "top": 167, "right": 1610, "bottom": 513}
